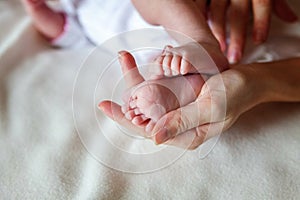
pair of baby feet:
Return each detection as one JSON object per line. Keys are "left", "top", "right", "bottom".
{"left": 119, "top": 48, "right": 208, "bottom": 133}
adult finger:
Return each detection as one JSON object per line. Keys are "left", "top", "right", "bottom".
{"left": 118, "top": 51, "right": 144, "bottom": 88}
{"left": 209, "top": 0, "right": 228, "bottom": 52}
{"left": 227, "top": 0, "right": 250, "bottom": 64}
{"left": 252, "top": 0, "right": 272, "bottom": 44}
{"left": 99, "top": 101, "right": 228, "bottom": 150}
{"left": 99, "top": 101, "right": 214, "bottom": 150}
{"left": 273, "top": 0, "right": 298, "bottom": 22}
{"left": 164, "top": 120, "right": 227, "bottom": 150}
{"left": 152, "top": 98, "right": 212, "bottom": 144}
{"left": 165, "top": 128, "right": 206, "bottom": 150}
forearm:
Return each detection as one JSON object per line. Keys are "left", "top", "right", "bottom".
{"left": 131, "top": 0, "right": 218, "bottom": 45}
{"left": 258, "top": 58, "right": 300, "bottom": 102}
{"left": 240, "top": 58, "right": 300, "bottom": 104}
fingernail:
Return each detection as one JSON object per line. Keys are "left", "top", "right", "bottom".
{"left": 98, "top": 102, "right": 103, "bottom": 110}
{"left": 97, "top": 102, "right": 105, "bottom": 113}
{"left": 118, "top": 50, "right": 128, "bottom": 58}
{"left": 228, "top": 50, "right": 241, "bottom": 64}
{"left": 155, "top": 127, "right": 170, "bottom": 144}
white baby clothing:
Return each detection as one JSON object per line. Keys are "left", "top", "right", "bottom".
{"left": 49, "top": 0, "right": 157, "bottom": 47}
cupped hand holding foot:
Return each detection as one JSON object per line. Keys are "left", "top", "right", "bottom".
{"left": 99, "top": 50, "right": 300, "bottom": 150}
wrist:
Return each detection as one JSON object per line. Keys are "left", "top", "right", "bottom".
{"left": 231, "top": 64, "right": 268, "bottom": 112}
{"left": 233, "top": 62, "right": 285, "bottom": 106}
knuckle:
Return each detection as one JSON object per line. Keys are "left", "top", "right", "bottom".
{"left": 196, "top": 126, "right": 208, "bottom": 138}
{"left": 212, "top": 0, "right": 227, "bottom": 11}
{"left": 230, "top": 3, "right": 249, "bottom": 18}
{"left": 210, "top": 99, "right": 226, "bottom": 121}
{"left": 188, "top": 131, "right": 206, "bottom": 150}
{"left": 254, "top": 20, "right": 269, "bottom": 30}
{"left": 171, "top": 111, "right": 184, "bottom": 133}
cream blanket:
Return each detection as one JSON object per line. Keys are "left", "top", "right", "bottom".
{"left": 0, "top": 0, "right": 299, "bottom": 199}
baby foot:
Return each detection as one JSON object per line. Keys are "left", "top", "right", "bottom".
{"left": 122, "top": 74, "right": 205, "bottom": 132}
{"left": 150, "top": 42, "right": 228, "bottom": 79}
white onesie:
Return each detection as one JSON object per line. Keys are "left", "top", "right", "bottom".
{"left": 50, "top": 0, "right": 157, "bottom": 47}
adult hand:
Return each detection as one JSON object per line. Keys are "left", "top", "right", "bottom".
{"left": 98, "top": 51, "right": 265, "bottom": 149}
{"left": 151, "top": 64, "right": 266, "bottom": 147}
{"left": 99, "top": 51, "right": 209, "bottom": 149}
{"left": 201, "top": 0, "right": 298, "bottom": 63}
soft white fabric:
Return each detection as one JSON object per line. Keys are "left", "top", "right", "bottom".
{"left": 51, "top": 0, "right": 157, "bottom": 47}
{"left": 51, "top": 14, "right": 90, "bottom": 48}
{"left": 0, "top": 0, "right": 300, "bottom": 199}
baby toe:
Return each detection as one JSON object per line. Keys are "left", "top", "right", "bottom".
{"left": 180, "top": 59, "right": 191, "bottom": 75}
{"left": 170, "top": 54, "right": 181, "bottom": 76}
{"left": 162, "top": 54, "right": 172, "bottom": 76}
{"left": 154, "top": 55, "right": 164, "bottom": 65}
{"left": 129, "top": 99, "right": 137, "bottom": 109}
{"left": 125, "top": 110, "right": 135, "bottom": 120}
{"left": 180, "top": 59, "right": 198, "bottom": 74}
{"left": 162, "top": 45, "right": 173, "bottom": 55}
{"left": 134, "top": 108, "right": 142, "bottom": 115}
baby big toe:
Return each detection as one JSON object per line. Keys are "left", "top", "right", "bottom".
{"left": 170, "top": 55, "right": 181, "bottom": 76}
{"left": 132, "top": 115, "right": 148, "bottom": 125}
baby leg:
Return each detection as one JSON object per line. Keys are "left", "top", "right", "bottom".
{"left": 21, "top": 0, "right": 65, "bottom": 39}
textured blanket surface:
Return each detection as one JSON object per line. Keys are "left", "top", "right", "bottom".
{"left": 0, "top": 1, "right": 300, "bottom": 199}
